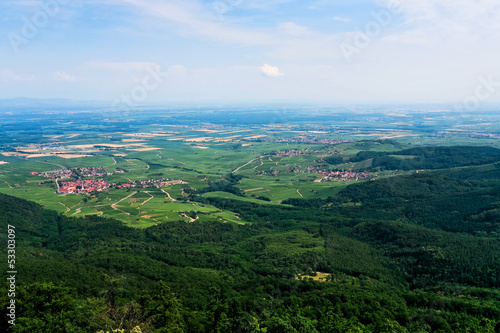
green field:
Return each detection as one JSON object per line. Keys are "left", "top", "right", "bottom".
{"left": 2, "top": 109, "right": 500, "bottom": 229}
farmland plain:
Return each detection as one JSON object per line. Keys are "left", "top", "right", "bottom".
{"left": 1, "top": 106, "right": 500, "bottom": 228}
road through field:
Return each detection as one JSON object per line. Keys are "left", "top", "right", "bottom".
{"left": 111, "top": 191, "right": 138, "bottom": 215}
{"left": 0, "top": 179, "right": 13, "bottom": 188}
{"left": 253, "top": 158, "right": 264, "bottom": 171}
{"left": 104, "top": 157, "right": 117, "bottom": 168}
{"left": 233, "top": 156, "right": 263, "bottom": 174}
{"left": 138, "top": 191, "right": 154, "bottom": 207}
{"left": 161, "top": 189, "right": 176, "bottom": 201}
{"left": 179, "top": 212, "right": 199, "bottom": 223}
{"left": 59, "top": 202, "right": 70, "bottom": 213}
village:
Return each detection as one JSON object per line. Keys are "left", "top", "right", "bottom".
{"left": 33, "top": 167, "right": 111, "bottom": 179}
{"left": 306, "top": 166, "right": 376, "bottom": 182}
{"left": 269, "top": 136, "right": 352, "bottom": 145}
{"left": 57, "top": 178, "right": 110, "bottom": 194}
{"left": 32, "top": 169, "right": 76, "bottom": 179}
{"left": 255, "top": 164, "right": 374, "bottom": 182}
{"left": 77, "top": 167, "right": 111, "bottom": 177}
{"left": 56, "top": 177, "right": 185, "bottom": 194}
{"left": 270, "top": 149, "right": 322, "bottom": 157}
{"left": 31, "top": 168, "right": 184, "bottom": 194}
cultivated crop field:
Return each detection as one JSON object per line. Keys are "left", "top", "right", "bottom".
{"left": 2, "top": 107, "right": 500, "bottom": 228}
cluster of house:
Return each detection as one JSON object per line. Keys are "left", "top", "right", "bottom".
{"left": 33, "top": 167, "right": 119, "bottom": 179}
{"left": 307, "top": 167, "right": 376, "bottom": 181}
{"left": 271, "top": 149, "right": 321, "bottom": 157}
{"left": 32, "top": 168, "right": 183, "bottom": 194}
{"left": 258, "top": 170, "right": 280, "bottom": 176}
{"left": 117, "top": 178, "right": 184, "bottom": 189}
{"left": 78, "top": 167, "right": 111, "bottom": 177}
{"left": 33, "top": 169, "right": 76, "bottom": 179}
{"left": 21, "top": 144, "right": 68, "bottom": 151}
{"left": 58, "top": 178, "right": 110, "bottom": 194}
{"left": 270, "top": 136, "right": 352, "bottom": 145}
{"left": 57, "top": 177, "right": 185, "bottom": 194}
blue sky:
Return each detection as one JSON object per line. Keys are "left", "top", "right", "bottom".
{"left": 1, "top": 0, "right": 500, "bottom": 106}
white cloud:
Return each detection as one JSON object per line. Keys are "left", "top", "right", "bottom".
{"left": 4, "top": 0, "right": 500, "bottom": 104}
{"left": 55, "top": 71, "right": 77, "bottom": 82}
{"left": 106, "top": 0, "right": 276, "bottom": 46}
{"left": 278, "top": 22, "right": 312, "bottom": 37}
{"left": 369, "top": 0, "right": 500, "bottom": 55}
{"left": 100, "top": 0, "right": 346, "bottom": 61}
{"left": 0, "top": 69, "right": 35, "bottom": 82}
{"left": 260, "top": 64, "right": 284, "bottom": 77}
{"left": 378, "top": 0, "right": 500, "bottom": 29}
{"left": 168, "top": 65, "right": 187, "bottom": 76}
{"left": 86, "top": 61, "right": 159, "bottom": 71}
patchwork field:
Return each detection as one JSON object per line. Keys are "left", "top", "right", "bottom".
{"left": 1, "top": 107, "right": 500, "bottom": 228}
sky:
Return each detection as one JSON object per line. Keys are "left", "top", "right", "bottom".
{"left": 1, "top": 0, "right": 500, "bottom": 107}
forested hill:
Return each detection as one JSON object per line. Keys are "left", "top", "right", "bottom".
{"left": 2, "top": 166, "right": 500, "bottom": 333}
{"left": 346, "top": 146, "right": 500, "bottom": 171}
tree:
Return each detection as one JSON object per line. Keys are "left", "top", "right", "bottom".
{"left": 149, "top": 281, "right": 184, "bottom": 333}
{"left": 0, "top": 282, "right": 94, "bottom": 333}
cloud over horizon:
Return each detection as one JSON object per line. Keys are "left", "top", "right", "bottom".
{"left": 260, "top": 64, "right": 284, "bottom": 78}
{"left": 55, "top": 72, "right": 77, "bottom": 82}
{"left": 1, "top": 0, "right": 499, "bottom": 104}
